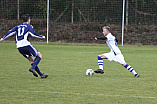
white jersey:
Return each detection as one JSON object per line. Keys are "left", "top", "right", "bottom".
{"left": 105, "top": 33, "right": 121, "bottom": 55}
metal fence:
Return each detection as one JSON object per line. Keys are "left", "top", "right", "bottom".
{"left": 0, "top": 0, "right": 157, "bottom": 44}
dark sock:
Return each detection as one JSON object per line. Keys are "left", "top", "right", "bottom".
{"left": 32, "top": 56, "right": 41, "bottom": 69}
{"left": 35, "top": 66, "right": 43, "bottom": 76}
{"left": 31, "top": 64, "right": 43, "bottom": 76}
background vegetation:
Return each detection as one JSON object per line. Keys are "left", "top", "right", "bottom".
{"left": 0, "top": 0, "right": 157, "bottom": 45}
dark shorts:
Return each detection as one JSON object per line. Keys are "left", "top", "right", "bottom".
{"left": 18, "top": 45, "right": 39, "bottom": 58}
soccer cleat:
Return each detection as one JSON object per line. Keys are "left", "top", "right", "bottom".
{"left": 94, "top": 69, "right": 104, "bottom": 74}
{"left": 41, "top": 74, "right": 49, "bottom": 78}
{"left": 134, "top": 74, "right": 140, "bottom": 78}
{"left": 29, "top": 68, "right": 38, "bottom": 77}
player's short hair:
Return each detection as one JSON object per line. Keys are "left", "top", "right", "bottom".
{"left": 102, "top": 26, "right": 110, "bottom": 31}
{"left": 22, "top": 14, "right": 30, "bottom": 22}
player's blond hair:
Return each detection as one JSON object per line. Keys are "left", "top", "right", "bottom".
{"left": 102, "top": 26, "right": 110, "bottom": 31}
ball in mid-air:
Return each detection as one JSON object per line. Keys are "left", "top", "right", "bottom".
{"left": 86, "top": 69, "right": 94, "bottom": 76}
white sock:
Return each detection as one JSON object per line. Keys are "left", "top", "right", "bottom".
{"left": 131, "top": 70, "right": 137, "bottom": 75}
{"left": 124, "top": 64, "right": 137, "bottom": 75}
{"left": 98, "top": 60, "right": 103, "bottom": 70}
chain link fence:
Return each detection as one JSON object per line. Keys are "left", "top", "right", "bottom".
{"left": 0, "top": 0, "right": 157, "bottom": 44}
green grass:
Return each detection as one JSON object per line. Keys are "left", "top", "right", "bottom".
{"left": 0, "top": 42, "right": 157, "bottom": 104}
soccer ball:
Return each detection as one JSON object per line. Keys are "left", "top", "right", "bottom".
{"left": 86, "top": 69, "right": 94, "bottom": 76}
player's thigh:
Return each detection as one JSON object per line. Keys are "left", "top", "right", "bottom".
{"left": 18, "top": 47, "right": 30, "bottom": 58}
{"left": 29, "top": 45, "right": 39, "bottom": 57}
{"left": 101, "top": 52, "right": 114, "bottom": 61}
{"left": 18, "top": 45, "right": 39, "bottom": 58}
{"left": 99, "top": 54, "right": 107, "bottom": 59}
{"left": 29, "top": 45, "right": 42, "bottom": 58}
{"left": 114, "top": 54, "right": 126, "bottom": 64}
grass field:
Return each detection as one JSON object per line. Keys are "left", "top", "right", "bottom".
{"left": 0, "top": 42, "right": 157, "bottom": 104}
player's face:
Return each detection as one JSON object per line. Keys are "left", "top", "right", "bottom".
{"left": 102, "top": 28, "right": 108, "bottom": 36}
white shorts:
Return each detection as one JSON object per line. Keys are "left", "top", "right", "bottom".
{"left": 103, "top": 52, "right": 126, "bottom": 64}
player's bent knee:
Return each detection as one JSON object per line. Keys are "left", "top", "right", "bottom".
{"left": 99, "top": 55, "right": 107, "bottom": 59}
{"left": 122, "top": 63, "right": 126, "bottom": 66}
{"left": 37, "top": 52, "right": 42, "bottom": 58}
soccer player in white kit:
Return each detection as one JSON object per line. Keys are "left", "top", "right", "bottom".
{"left": 1, "top": 14, "right": 48, "bottom": 78}
{"left": 94, "top": 26, "right": 140, "bottom": 78}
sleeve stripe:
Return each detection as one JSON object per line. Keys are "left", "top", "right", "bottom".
{"left": 3, "top": 31, "right": 16, "bottom": 40}
{"left": 29, "top": 32, "right": 43, "bottom": 39}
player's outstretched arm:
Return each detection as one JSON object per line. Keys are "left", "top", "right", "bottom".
{"left": 29, "top": 25, "right": 45, "bottom": 39}
{"left": 95, "top": 37, "right": 107, "bottom": 40}
{"left": 1, "top": 26, "right": 17, "bottom": 42}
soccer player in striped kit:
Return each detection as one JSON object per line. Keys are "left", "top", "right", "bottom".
{"left": 1, "top": 14, "right": 48, "bottom": 78}
{"left": 94, "top": 26, "right": 140, "bottom": 78}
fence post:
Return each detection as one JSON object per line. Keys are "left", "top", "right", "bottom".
{"left": 47, "top": 0, "right": 49, "bottom": 44}
{"left": 126, "top": 0, "right": 128, "bottom": 31}
{"left": 71, "top": 2, "right": 74, "bottom": 23}
{"left": 17, "top": 0, "right": 19, "bottom": 21}
{"left": 122, "top": 0, "right": 125, "bottom": 46}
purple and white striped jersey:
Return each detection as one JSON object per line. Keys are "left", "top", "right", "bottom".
{"left": 1, "top": 23, "right": 44, "bottom": 48}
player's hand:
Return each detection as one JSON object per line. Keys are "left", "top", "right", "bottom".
{"left": 95, "top": 37, "right": 98, "bottom": 40}
{"left": 43, "top": 36, "right": 45, "bottom": 39}
{"left": 0, "top": 38, "right": 3, "bottom": 43}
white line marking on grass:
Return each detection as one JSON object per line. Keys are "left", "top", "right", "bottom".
{"left": 79, "top": 51, "right": 107, "bottom": 54}
{"left": 79, "top": 48, "right": 156, "bottom": 54}
{"left": 121, "top": 49, "right": 155, "bottom": 51}
{"left": 2, "top": 90, "right": 156, "bottom": 99}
